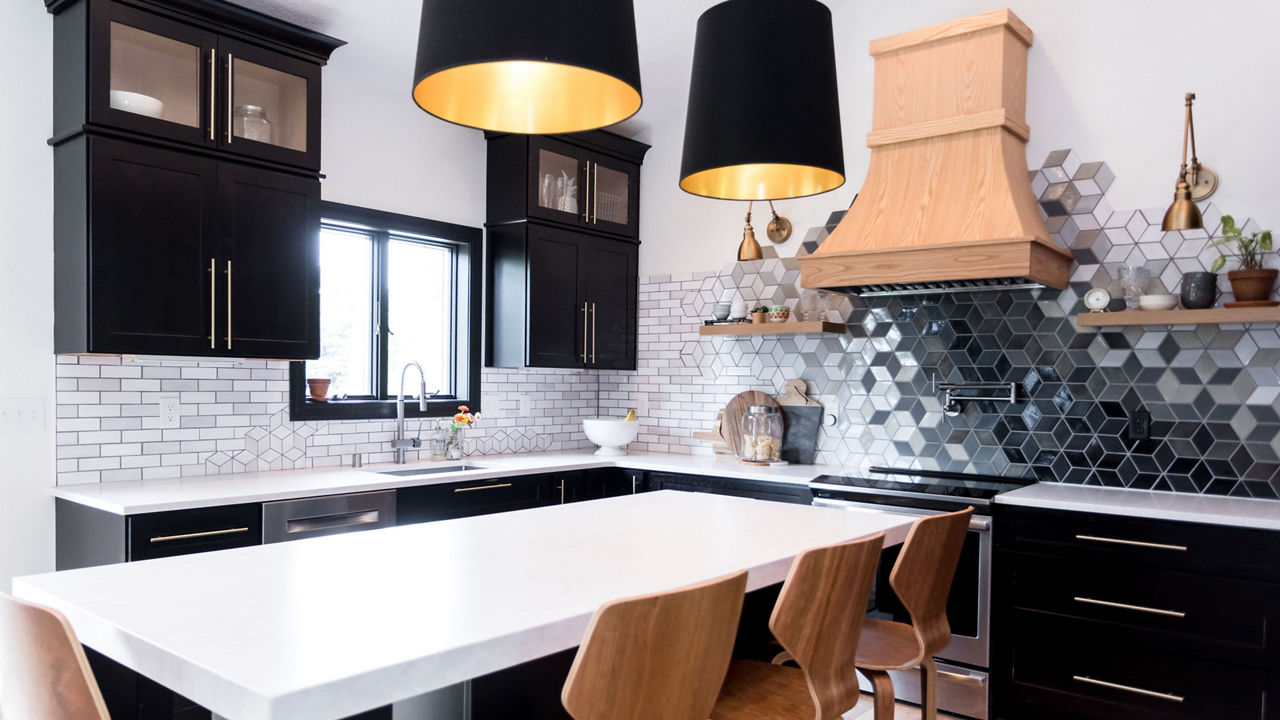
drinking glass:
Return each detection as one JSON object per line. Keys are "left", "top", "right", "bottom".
{"left": 1119, "top": 266, "right": 1149, "bottom": 310}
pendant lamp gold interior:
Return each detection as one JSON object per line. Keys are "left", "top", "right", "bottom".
{"left": 679, "top": 163, "right": 846, "bottom": 202}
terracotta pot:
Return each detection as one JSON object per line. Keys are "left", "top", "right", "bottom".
{"left": 305, "top": 377, "right": 331, "bottom": 401}
{"left": 1227, "top": 268, "right": 1279, "bottom": 303}
{"left": 751, "top": 311, "right": 767, "bottom": 324}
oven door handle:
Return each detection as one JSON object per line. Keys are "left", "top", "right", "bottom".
{"left": 812, "top": 496, "right": 990, "bottom": 531}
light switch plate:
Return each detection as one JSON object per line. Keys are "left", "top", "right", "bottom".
{"left": 0, "top": 397, "right": 45, "bottom": 435}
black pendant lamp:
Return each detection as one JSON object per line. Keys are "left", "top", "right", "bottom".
{"left": 680, "top": 0, "right": 844, "bottom": 200}
{"left": 413, "top": 0, "right": 643, "bottom": 134}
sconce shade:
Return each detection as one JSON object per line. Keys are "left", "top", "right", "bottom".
{"left": 1162, "top": 180, "right": 1204, "bottom": 231}
{"left": 413, "top": 0, "right": 642, "bottom": 134}
{"left": 679, "top": 0, "right": 844, "bottom": 200}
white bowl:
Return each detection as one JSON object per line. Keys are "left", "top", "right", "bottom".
{"left": 1139, "top": 294, "right": 1178, "bottom": 311}
{"left": 110, "top": 90, "right": 164, "bottom": 119}
{"left": 583, "top": 417, "right": 640, "bottom": 456}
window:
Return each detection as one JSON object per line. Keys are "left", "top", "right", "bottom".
{"left": 289, "top": 202, "right": 482, "bottom": 420}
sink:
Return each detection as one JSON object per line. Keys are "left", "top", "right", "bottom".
{"left": 378, "top": 465, "right": 486, "bottom": 477}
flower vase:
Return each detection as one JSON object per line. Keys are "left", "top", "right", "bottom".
{"left": 445, "top": 430, "right": 465, "bottom": 460}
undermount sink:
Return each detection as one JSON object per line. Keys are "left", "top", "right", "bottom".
{"left": 378, "top": 465, "right": 486, "bottom": 477}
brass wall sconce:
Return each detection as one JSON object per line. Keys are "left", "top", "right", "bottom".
{"left": 766, "top": 201, "right": 792, "bottom": 244}
{"left": 739, "top": 201, "right": 763, "bottom": 261}
{"left": 1161, "top": 92, "right": 1219, "bottom": 231}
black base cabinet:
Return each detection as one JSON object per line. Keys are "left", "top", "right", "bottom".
{"left": 992, "top": 505, "right": 1280, "bottom": 720}
{"left": 643, "top": 472, "right": 813, "bottom": 505}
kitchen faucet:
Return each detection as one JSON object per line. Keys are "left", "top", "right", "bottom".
{"left": 393, "top": 361, "right": 434, "bottom": 464}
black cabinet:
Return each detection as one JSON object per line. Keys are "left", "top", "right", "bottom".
{"left": 487, "top": 132, "right": 647, "bottom": 240}
{"left": 553, "top": 467, "right": 641, "bottom": 504}
{"left": 488, "top": 223, "right": 638, "bottom": 370}
{"left": 56, "top": 0, "right": 338, "bottom": 171}
{"left": 396, "top": 475, "right": 554, "bottom": 525}
{"left": 55, "top": 135, "right": 321, "bottom": 358}
{"left": 992, "top": 505, "right": 1280, "bottom": 720}
{"left": 643, "top": 472, "right": 813, "bottom": 505}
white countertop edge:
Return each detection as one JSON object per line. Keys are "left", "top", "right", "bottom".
{"left": 996, "top": 482, "right": 1280, "bottom": 531}
{"left": 51, "top": 451, "right": 835, "bottom": 516}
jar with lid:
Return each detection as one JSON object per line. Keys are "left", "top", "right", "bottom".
{"left": 234, "top": 104, "right": 273, "bottom": 144}
{"left": 740, "top": 405, "right": 783, "bottom": 462}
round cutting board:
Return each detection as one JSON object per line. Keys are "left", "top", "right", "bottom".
{"left": 722, "top": 390, "right": 781, "bottom": 458}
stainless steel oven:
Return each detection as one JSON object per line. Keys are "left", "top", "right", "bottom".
{"left": 811, "top": 467, "right": 1033, "bottom": 720}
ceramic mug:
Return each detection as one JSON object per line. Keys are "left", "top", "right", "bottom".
{"left": 1180, "top": 271, "right": 1218, "bottom": 310}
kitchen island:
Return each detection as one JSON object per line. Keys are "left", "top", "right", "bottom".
{"left": 16, "top": 490, "right": 914, "bottom": 720}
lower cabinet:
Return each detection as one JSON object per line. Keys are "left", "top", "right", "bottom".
{"left": 396, "top": 474, "right": 554, "bottom": 524}
{"left": 992, "top": 505, "right": 1280, "bottom": 720}
{"left": 643, "top": 471, "right": 813, "bottom": 505}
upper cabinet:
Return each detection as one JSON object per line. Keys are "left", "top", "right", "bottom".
{"left": 487, "top": 131, "right": 648, "bottom": 240}
{"left": 51, "top": 0, "right": 340, "bottom": 172}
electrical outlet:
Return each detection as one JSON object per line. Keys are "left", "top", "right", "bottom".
{"left": 0, "top": 397, "right": 44, "bottom": 435}
{"left": 1128, "top": 409, "right": 1151, "bottom": 440}
{"left": 158, "top": 394, "right": 181, "bottom": 429}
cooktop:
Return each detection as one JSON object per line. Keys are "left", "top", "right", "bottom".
{"left": 810, "top": 466, "right": 1035, "bottom": 503}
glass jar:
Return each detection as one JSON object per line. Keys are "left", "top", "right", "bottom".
{"left": 740, "top": 405, "right": 783, "bottom": 462}
{"left": 234, "top": 104, "right": 273, "bottom": 144}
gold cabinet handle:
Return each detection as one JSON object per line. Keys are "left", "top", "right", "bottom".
{"left": 1075, "top": 534, "right": 1187, "bottom": 552}
{"left": 583, "top": 161, "right": 590, "bottom": 221}
{"left": 558, "top": 480, "right": 565, "bottom": 504}
{"left": 225, "top": 260, "right": 232, "bottom": 349}
{"left": 453, "top": 482, "right": 513, "bottom": 493}
{"left": 226, "top": 54, "right": 234, "bottom": 143}
{"left": 1073, "top": 596, "right": 1186, "bottom": 618}
{"left": 581, "top": 302, "right": 589, "bottom": 362}
{"left": 590, "top": 302, "right": 596, "bottom": 363}
{"left": 593, "top": 162, "right": 599, "bottom": 223}
{"left": 208, "top": 259, "right": 216, "bottom": 348}
{"left": 1072, "top": 676, "right": 1184, "bottom": 703}
{"left": 208, "top": 49, "right": 216, "bottom": 140}
{"left": 150, "top": 527, "right": 249, "bottom": 544}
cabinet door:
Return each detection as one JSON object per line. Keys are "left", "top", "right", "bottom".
{"left": 218, "top": 37, "right": 321, "bottom": 170}
{"left": 526, "top": 137, "right": 588, "bottom": 228}
{"left": 584, "top": 152, "right": 640, "bottom": 239}
{"left": 581, "top": 240, "right": 637, "bottom": 370}
{"left": 88, "top": 137, "right": 219, "bottom": 354}
{"left": 89, "top": 2, "right": 218, "bottom": 148}
{"left": 564, "top": 467, "right": 634, "bottom": 503}
{"left": 218, "top": 162, "right": 320, "bottom": 359}
{"left": 526, "top": 226, "right": 586, "bottom": 368}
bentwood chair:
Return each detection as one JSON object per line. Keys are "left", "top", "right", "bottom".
{"left": 0, "top": 592, "right": 111, "bottom": 720}
{"left": 561, "top": 571, "right": 748, "bottom": 720}
{"left": 857, "top": 507, "right": 973, "bottom": 720}
{"left": 711, "top": 533, "right": 886, "bottom": 720}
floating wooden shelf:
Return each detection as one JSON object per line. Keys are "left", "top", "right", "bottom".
{"left": 698, "top": 321, "right": 847, "bottom": 337}
{"left": 1076, "top": 307, "right": 1280, "bottom": 327}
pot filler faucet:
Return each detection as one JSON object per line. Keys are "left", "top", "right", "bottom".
{"left": 393, "top": 361, "right": 435, "bottom": 464}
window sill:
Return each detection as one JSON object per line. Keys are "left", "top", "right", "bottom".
{"left": 288, "top": 397, "right": 478, "bottom": 422}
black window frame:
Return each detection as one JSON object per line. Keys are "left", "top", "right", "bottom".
{"left": 289, "top": 201, "right": 482, "bottom": 421}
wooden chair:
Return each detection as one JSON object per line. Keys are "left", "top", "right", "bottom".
{"left": 0, "top": 592, "right": 111, "bottom": 720}
{"left": 857, "top": 507, "right": 973, "bottom": 720}
{"left": 561, "top": 570, "right": 748, "bottom": 720}
{"left": 711, "top": 532, "right": 886, "bottom": 720}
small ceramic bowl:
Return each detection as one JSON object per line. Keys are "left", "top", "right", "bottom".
{"left": 109, "top": 90, "right": 164, "bottom": 119}
{"left": 1138, "top": 294, "right": 1178, "bottom": 311}
{"left": 711, "top": 301, "right": 732, "bottom": 321}
{"left": 766, "top": 306, "right": 790, "bottom": 323}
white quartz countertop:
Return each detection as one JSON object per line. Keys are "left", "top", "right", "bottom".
{"left": 15, "top": 491, "right": 915, "bottom": 720}
{"left": 996, "top": 482, "right": 1280, "bottom": 531}
{"left": 52, "top": 451, "right": 841, "bottom": 515}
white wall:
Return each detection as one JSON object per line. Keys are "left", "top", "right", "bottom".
{"left": 634, "top": 0, "right": 1280, "bottom": 277}
{"left": 0, "top": 2, "right": 56, "bottom": 591}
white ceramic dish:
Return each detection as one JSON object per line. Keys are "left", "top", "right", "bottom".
{"left": 1139, "top": 294, "right": 1178, "bottom": 311}
{"left": 583, "top": 417, "right": 640, "bottom": 456}
{"left": 109, "top": 90, "right": 164, "bottom": 119}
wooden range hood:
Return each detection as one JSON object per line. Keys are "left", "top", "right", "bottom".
{"left": 800, "top": 8, "right": 1073, "bottom": 295}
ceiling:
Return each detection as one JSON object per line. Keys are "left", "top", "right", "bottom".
{"left": 228, "top": 0, "right": 854, "bottom": 141}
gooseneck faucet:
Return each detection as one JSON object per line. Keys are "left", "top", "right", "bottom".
{"left": 393, "top": 361, "right": 431, "bottom": 464}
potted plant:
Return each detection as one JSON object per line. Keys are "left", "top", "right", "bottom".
{"left": 1210, "top": 215, "right": 1275, "bottom": 303}
{"left": 750, "top": 305, "right": 768, "bottom": 324}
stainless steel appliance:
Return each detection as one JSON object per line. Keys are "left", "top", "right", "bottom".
{"left": 263, "top": 490, "right": 396, "bottom": 544}
{"left": 810, "top": 467, "right": 1034, "bottom": 720}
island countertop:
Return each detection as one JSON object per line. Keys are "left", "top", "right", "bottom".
{"left": 16, "top": 491, "right": 915, "bottom": 720}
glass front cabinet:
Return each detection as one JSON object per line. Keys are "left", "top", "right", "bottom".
{"left": 63, "top": 0, "right": 329, "bottom": 171}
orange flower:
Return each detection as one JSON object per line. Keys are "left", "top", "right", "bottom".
{"left": 457, "top": 405, "right": 469, "bottom": 412}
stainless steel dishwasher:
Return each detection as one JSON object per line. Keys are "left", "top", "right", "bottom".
{"left": 262, "top": 490, "right": 396, "bottom": 544}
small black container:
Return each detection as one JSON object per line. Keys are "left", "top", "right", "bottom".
{"left": 1181, "top": 271, "right": 1218, "bottom": 309}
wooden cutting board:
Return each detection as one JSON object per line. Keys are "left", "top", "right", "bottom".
{"left": 722, "top": 391, "right": 781, "bottom": 458}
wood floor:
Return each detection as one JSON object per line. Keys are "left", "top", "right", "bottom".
{"left": 843, "top": 693, "right": 962, "bottom": 719}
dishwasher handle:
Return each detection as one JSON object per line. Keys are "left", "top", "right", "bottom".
{"left": 285, "top": 509, "right": 383, "bottom": 536}
{"left": 263, "top": 490, "right": 396, "bottom": 543}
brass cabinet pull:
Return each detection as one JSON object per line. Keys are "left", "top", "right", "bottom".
{"left": 453, "top": 482, "right": 513, "bottom": 493}
{"left": 581, "top": 302, "right": 589, "bottom": 362}
{"left": 1075, "top": 534, "right": 1187, "bottom": 552}
{"left": 1073, "top": 596, "right": 1187, "bottom": 618}
{"left": 150, "top": 527, "right": 249, "bottom": 544}
{"left": 208, "top": 49, "right": 216, "bottom": 140}
{"left": 593, "top": 162, "right": 599, "bottom": 223}
{"left": 583, "top": 161, "right": 590, "bottom": 220}
{"left": 225, "top": 260, "right": 232, "bottom": 349}
{"left": 1072, "top": 676, "right": 1184, "bottom": 703}
{"left": 226, "top": 54, "right": 233, "bottom": 143}
{"left": 590, "top": 302, "right": 596, "bottom": 363}
{"left": 208, "top": 258, "right": 216, "bottom": 348}
{"left": 558, "top": 480, "right": 565, "bottom": 504}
